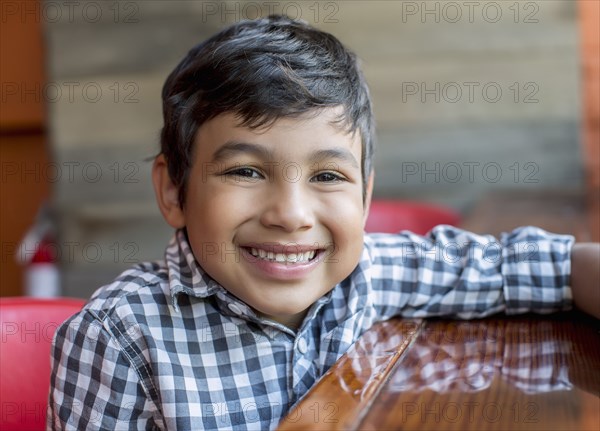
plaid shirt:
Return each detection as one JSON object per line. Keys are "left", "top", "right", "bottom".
{"left": 48, "top": 226, "right": 573, "bottom": 430}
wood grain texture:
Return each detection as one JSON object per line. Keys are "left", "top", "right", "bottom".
{"left": 279, "top": 314, "right": 600, "bottom": 430}
{"left": 277, "top": 319, "right": 422, "bottom": 430}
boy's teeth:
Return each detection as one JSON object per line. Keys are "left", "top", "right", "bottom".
{"left": 248, "top": 248, "right": 317, "bottom": 263}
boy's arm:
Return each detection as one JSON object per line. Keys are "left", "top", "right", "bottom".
{"left": 367, "top": 226, "right": 575, "bottom": 320}
{"left": 48, "top": 312, "right": 157, "bottom": 430}
{"left": 570, "top": 243, "right": 600, "bottom": 319}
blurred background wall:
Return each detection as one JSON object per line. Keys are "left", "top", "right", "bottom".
{"left": 2, "top": 0, "right": 597, "bottom": 298}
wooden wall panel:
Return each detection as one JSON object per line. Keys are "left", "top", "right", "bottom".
{"left": 1, "top": 0, "right": 49, "bottom": 296}
{"left": 579, "top": 0, "right": 600, "bottom": 241}
{"left": 0, "top": 135, "right": 50, "bottom": 296}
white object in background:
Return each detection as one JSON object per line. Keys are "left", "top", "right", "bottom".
{"left": 25, "top": 263, "right": 60, "bottom": 298}
{"left": 17, "top": 203, "right": 61, "bottom": 297}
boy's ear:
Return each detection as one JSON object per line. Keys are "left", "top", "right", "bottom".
{"left": 363, "top": 171, "right": 375, "bottom": 224}
{"left": 152, "top": 154, "right": 186, "bottom": 229}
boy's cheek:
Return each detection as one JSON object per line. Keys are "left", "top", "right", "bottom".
{"left": 325, "top": 235, "right": 365, "bottom": 275}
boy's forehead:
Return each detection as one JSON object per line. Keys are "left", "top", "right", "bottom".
{"left": 196, "top": 108, "right": 361, "bottom": 154}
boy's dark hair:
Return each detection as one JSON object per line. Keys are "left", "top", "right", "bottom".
{"left": 160, "top": 15, "right": 375, "bottom": 206}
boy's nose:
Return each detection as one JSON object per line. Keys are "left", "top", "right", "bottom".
{"left": 259, "top": 184, "right": 314, "bottom": 233}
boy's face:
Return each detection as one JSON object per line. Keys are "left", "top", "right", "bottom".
{"left": 154, "top": 107, "right": 372, "bottom": 329}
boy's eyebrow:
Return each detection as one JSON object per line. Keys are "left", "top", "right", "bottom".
{"left": 211, "top": 141, "right": 274, "bottom": 162}
{"left": 309, "top": 148, "right": 359, "bottom": 169}
{"left": 211, "top": 141, "right": 359, "bottom": 169}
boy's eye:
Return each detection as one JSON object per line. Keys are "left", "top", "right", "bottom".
{"left": 311, "top": 172, "right": 345, "bottom": 183}
{"left": 224, "top": 167, "right": 263, "bottom": 179}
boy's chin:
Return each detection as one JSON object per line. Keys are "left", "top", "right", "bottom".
{"left": 254, "top": 304, "right": 309, "bottom": 328}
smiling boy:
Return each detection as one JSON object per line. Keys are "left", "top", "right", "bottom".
{"left": 153, "top": 109, "right": 366, "bottom": 330}
{"left": 48, "top": 15, "right": 599, "bottom": 430}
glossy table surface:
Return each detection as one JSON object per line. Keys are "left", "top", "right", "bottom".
{"left": 278, "top": 313, "right": 600, "bottom": 430}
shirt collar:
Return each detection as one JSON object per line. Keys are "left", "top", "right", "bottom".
{"left": 166, "top": 229, "right": 226, "bottom": 311}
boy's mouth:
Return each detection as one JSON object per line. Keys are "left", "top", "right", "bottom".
{"left": 240, "top": 244, "right": 324, "bottom": 265}
{"left": 239, "top": 244, "right": 327, "bottom": 280}
{"left": 246, "top": 247, "right": 317, "bottom": 263}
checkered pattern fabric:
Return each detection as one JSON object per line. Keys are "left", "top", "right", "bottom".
{"left": 386, "top": 319, "right": 574, "bottom": 394}
{"left": 47, "top": 226, "right": 573, "bottom": 430}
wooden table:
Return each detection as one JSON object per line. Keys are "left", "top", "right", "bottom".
{"left": 278, "top": 313, "right": 600, "bottom": 430}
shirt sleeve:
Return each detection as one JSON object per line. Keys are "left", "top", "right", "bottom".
{"left": 47, "top": 310, "right": 160, "bottom": 430}
{"left": 364, "top": 225, "right": 574, "bottom": 320}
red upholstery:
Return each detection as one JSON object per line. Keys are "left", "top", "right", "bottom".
{"left": 365, "top": 200, "right": 461, "bottom": 234}
{"left": 0, "top": 297, "right": 85, "bottom": 431}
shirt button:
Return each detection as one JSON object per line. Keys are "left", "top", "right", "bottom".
{"left": 228, "top": 303, "right": 242, "bottom": 316}
{"left": 297, "top": 338, "right": 308, "bottom": 354}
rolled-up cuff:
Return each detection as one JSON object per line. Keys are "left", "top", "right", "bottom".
{"left": 501, "top": 226, "right": 574, "bottom": 315}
